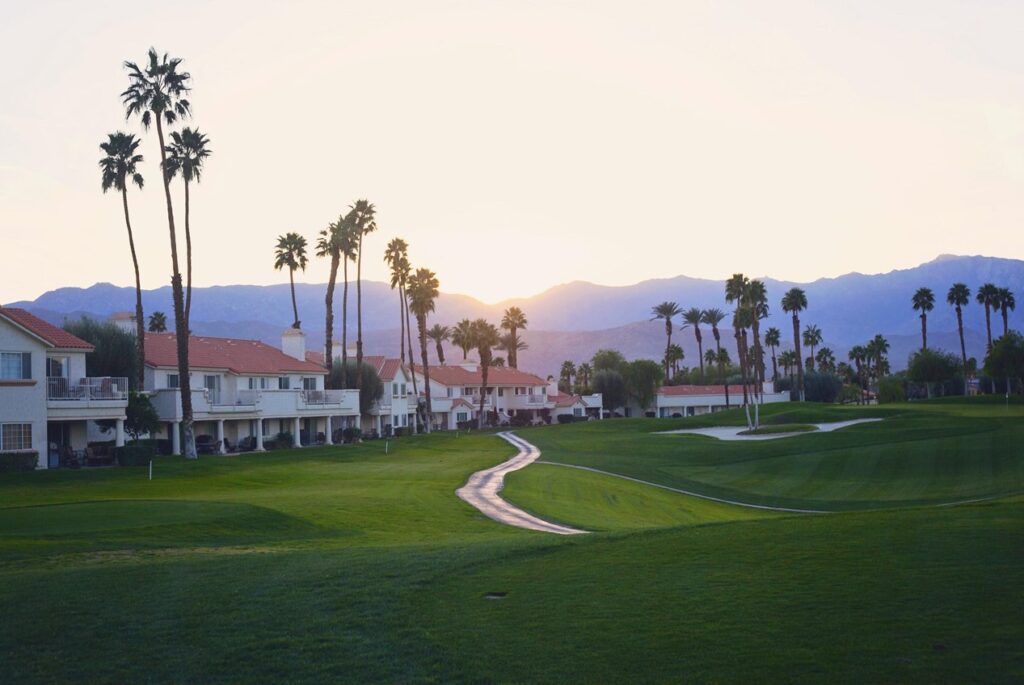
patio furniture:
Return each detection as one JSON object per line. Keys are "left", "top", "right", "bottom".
{"left": 195, "top": 435, "right": 221, "bottom": 454}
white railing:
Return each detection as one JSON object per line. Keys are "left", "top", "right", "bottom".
{"left": 525, "top": 394, "right": 546, "bottom": 405}
{"left": 301, "top": 389, "right": 359, "bottom": 408}
{"left": 207, "top": 389, "right": 259, "bottom": 406}
{"left": 47, "top": 377, "right": 128, "bottom": 401}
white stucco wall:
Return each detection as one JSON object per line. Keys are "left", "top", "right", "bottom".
{"left": 0, "top": 320, "right": 48, "bottom": 467}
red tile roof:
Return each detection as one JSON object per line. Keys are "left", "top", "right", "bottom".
{"left": 413, "top": 364, "right": 548, "bottom": 387}
{"left": 364, "top": 356, "right": 404, "bottom": 381}
{"left": 548, "top": 392, "right": 586, "bottom": 408}
{"left": 658, "top": 384, "right": 748, "bottom": 397}
{"left": 144, "top": 333, "right": 326, "bottom": 374}
{"left": 0, "top": 308, "right": 94, "bottom": 350}
{"left": 305, "top": 350, "right": 327, "bottom": 367}
{"left": 451, "top": 398, "right": 476, "bottom": 410}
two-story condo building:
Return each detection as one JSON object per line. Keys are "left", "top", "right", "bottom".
{"left": 0, "top": 308, "right": 129, "bottom": 468}
{"left": 145, "top": 328, "right": 359, "bottom": 453}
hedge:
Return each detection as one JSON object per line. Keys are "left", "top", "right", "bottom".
{"left": 114, "top": 443, "right": 157, "bottom": 467}
{"left": 0, "top": 451, "right": 39, "bottom": 472}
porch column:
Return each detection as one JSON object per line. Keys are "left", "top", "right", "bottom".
{"left": 171, "top": 422, "right": 181, "bottom": 455}
{"left": 255, "top": 422, "right": 265, "bottom": 451}
{"left": 115, "top": 419, "right": 125, "bottom": 447}
{"left": 216, "top": 420, "right": 225, "bottom": 454}
{"left": 293, "top": 417, "right": 301, "bottom": 447}
{"left": 324, "top": 417, "right": 334, "bottom": 445}
{"left": 376, "top": 415, "right": 382, "bottom": 435}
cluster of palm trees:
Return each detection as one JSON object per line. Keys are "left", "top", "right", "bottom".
{"left": 558, "top": 360, "right": 594, "bottom": 394}
{"left": 99, "top": 48, "right": 213, "bottom": 459}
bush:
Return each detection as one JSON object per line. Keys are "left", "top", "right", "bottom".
{"left": 341, "top": 427, "right": 362, "bottom": 443}
{"left": 802, "top": 371, "right": 843, "bottom": 403}
{"left": 510, "top": 413, "right": 532, "bottom": 427}
{"left": 114, "top": 443, "right": 156, "bottom": 466}
{"left": 456, "top": 421, "right": 475, "bottom": 431}
{"left": 878, "top": 376, "right": 905, "bottom": 404}
{"left": 556, "top": 414, "right": 575, "bottom": 424}
{"left": 0, "top": 451, "right": 38, "bottom": 472}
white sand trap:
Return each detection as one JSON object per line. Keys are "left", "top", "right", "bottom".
{"left": 657, "top": 418, "right": 883, "bottom": 441}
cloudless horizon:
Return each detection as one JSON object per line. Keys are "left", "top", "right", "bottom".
{"left": 2, "top": 1, "right": 1023, "bottom": 304}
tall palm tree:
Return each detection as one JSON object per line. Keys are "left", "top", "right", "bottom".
{"left": 764, "top": 327, "right": 781, "bottom": 383}
{"left": 848, "top": 345, "right": 866, "bottom": 397}
{"left": 802, "top": 324, "right": 823, "bottom": 371}
{"left": 947, "top": 283, "right": 971, "bottom": 386}
{"left": 665, "top": 343, "right": 684, "bottom": 379}
{"left": 682, "top": 308, "right": 705, "bottom": 381}
{"left": 122, "top": 48, "right": 196, "bottom": 459}
{"left": 781, "top": 288, "right": 808, "bottom": 401}
{"left": 99, "top": 132, "right": 146, "bottom": 390}
{"left": 163, "top": 127, "right": 211, "bottom": 327}
{"left": 559, "top": 360, "right": 576, "bottom": 393}
{"left": 469, "top": 319, "right": 501, "bottom": 429}
{"left": 384, "top": 238, "right": 410, "bottom": 364}
{"left": 315, "top": 213, "right": 353, "bottom": 372}
{"left": 976, "top": 283, "right": 1000, "bottom": 350}
{"left": 912, "top": 287, "right": 935, "bottom": 350}
{"left": 497, "top": 333, "right": 528, "bottom": 367}
{"left": 337, "top": 213, "right": 358, "bottom": 387}
{"left": 778, "top": 350, "right": 795, "bottom": 380}
{"left": 577, "top": 362, "right": 593, "bottom": 392}
{"left": 724, "top": 275, "right": 751, "bottom": 405}
{"left": 867, "top": 334, "right": 890, "bottom": 383}
{"left": 815, "top": 347, "right": 836, "bottom": 373}
{"left": 397, "top": 253, "right": 418, "bottom": 399}
{"left": 996, "top": 287, "right": 1015, "bottom": 337}
{"left": 349, "top": 199, "right": 377, "bottom": 391}
{"left": 702, "top": 307, "right": 729, "bottom": 407}
{"left": 427, "top": 324, "right": 450, "bottom": 365}
{"left": 747, "top": 280, "right": 769, "bottom": 394}
{"left": 407, "top": 268, "right": 439, "bottom": 433}
{"left": 147, "top": 311, "right": 168, "bottom": 333}
{"left": 500, "top": 307, "right": 528, "bottom": 369}
{"left": 274, "top": 233, "right": 308, "bottom": 329}
{"left": 651, "top": 302, "right": 682, "bottom": 380}
{"left": 450, "top": 319, "right": 474, "bottom": 360}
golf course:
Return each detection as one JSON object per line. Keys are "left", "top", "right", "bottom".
{"left": 1, "top": 398, "right": 1021, "bottom": 683}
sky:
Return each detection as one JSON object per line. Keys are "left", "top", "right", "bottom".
{"left": 1, "top": 0, "right": 1022, "bottom": 304}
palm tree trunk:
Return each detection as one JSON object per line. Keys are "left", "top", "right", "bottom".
{"left": 355, "top": 233, "right": 364, "bottom": 392}
{"left": 417, "top": 314, "right": 432, "bottom": 434}
{"left": 184, "top": 178, "right": 193, "bottom": 327}
{"left": 1002, "top": 306, "right": 1009, "bottom": 337}
{"left": 435, "top": 340, "right": 445, "bottom": 365}
{"left": 770, "top": 346, "right": 778, "bottom": 384}
{"left": 714, "top": 331, "right": 729, "bottom": 408}
{"left": 984, "top": 305, "right": 992, "bottom": 350}
{"left": 956, "top": 306, "right": 968, "bottom": 394}
{"left": 695, "top": 327, "right": 704, "bottom": 382}
{"left": 120, "top": 187, "right": 146, "bottom": 391}
{"left": 289, "top": 268, "right": 299, "bottom": 328}
{"left": 751, "top": 320, "right": 764, "bottom": 400}
{"left": 155, "top": 116, "right": 195, "bottom": 459}
{"left": 510, "top": 326, "right": 518, "bottom": 368}
{"left": 736, "top": 328, "right": 749, "bottom": 406}
{"left": 404, "top": 285, "right": 419, "bottom": 400}
{"left": 478, "top": 362, "right": 489, "bottom": 429}
{"left": 792, "top": 315, "right": 804, "bottom": 402}
{"left": 341, "top": 258, "right": 349, "bottom": 388}
{"left": 324, "top": 252, "right": 339, "bottom": 379}
{"left": 664, "top": 320, "right": 672, "bottom": 380}
{"left": 921, "top": 313, "right": 928, "bottom": 350}
{"left": 398, "top": 287, "right": 406, "bottom": 365}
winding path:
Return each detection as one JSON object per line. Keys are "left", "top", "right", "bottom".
{"left": 456, "top": 432, "right": 588, "bottom": 535}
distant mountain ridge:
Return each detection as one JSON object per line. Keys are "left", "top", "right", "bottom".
{"left": 7, "top": 255, "right": 1021, "bottom": 377}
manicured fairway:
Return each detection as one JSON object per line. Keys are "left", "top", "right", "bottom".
{"left": 0, "top": 399, "right": 1021, "bottom": 683}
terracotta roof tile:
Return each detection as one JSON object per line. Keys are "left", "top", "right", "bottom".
{"left": 413, "top": 364, "right": 548, "bottom": 386}
{"left": 548, "top": 391, "right": 585, "bottom": 408}
{"left": 658, "top": 384, "right": 748, "bottom": 397}
{"left": 144, "top": 333, "right": 326, "bottom": 375}
{"left": 0, "top": 308, "right": 94, "bottom": 350}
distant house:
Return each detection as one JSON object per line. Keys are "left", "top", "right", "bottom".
{"left": 0, "top": 307, "right": 128, "bottom": 468}
{"left": 655, "top": 382, "right": 789, "bottom": 417}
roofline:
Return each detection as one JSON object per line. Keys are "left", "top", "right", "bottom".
{"left": 0, "top": 310, "right": 95, "bottom": 351}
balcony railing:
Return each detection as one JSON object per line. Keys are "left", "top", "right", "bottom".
{"left": 301, "top": 389, "right": 355, "bottom": 406}
{"left": 207, "top": 389, "right": 259, "bottom": 406}
{"left": 47, "top": 376, "right": 128, "bottom": 401}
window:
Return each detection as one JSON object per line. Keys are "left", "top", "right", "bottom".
{"left": 46, "top": 356, "right": 69, "bottom": 378}
{"left": 498, "top": 388, "right": 505, "bottom": 397}
{"left": 392, "top": 383, "right": 399, "bottom": 397}
{"left": 303, "top": 377, "right": 318, "bottom": 391}
{"left": 463, "top": 387, "right": 474, "bottom": 396}
{"left": 1, "top": 352, "right": 31, "bottom": 380}
{"left": 279, "top": 376, "right": 291, "bottom": 390}
{"left": 515, "top": 387, "right": 527, "bottom": 395}
{"left": 0, "top": 423, "right": 32, "bottom": 451}
{"left": 446, "top": 387, "right": 454, "bottom": 398}
{"left": 573, "top": 407, "right": 584, "bottom": 417}
{"left": 456, "top": 412, "right": 468, "bottom": 422}
{"left": 167, "top": 374, "right": 180, "bottom": 389}
{"left": 249, "top": 377, "right": 271, "bottom": 390}
{"left": 401, "top": 383, "right": 407, "bottom": 397}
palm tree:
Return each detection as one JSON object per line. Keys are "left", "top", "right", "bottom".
{"left": 407, "top": 268, "right": 439, "bottom": 433}
{"left": 559, "top": 360, "right": 576, "bottom": 393}
{"left": 576, "top": 362, "right": 593, "bottom": 392}
{"left": 163, "top": 127, "right": 211, "bottom": 327}
{"left": 122, "top": 48, "right": 196, "bottom": 459}
{"left": 147, "top": 311, "right": 168, "bottom": 333}
{"left": 665, "top": 344, "right": 684, "bottom": 379}
{"left": 316, "top": 213, "right": 353, "bottom": 372}
{"left": 947, "top": 283, "right": 971, "bottom": 386}
{"left": 764, "top": 327, "right": 781, "bottom": 383}
{"left": 469, "top": 319, "right": 501, "bottom": 428}
{"left": 427, "top": 324, "right": 450, "bottom": 365}
{"left": 781, "top": 288, "right": 808, "bottom": 401}
{"left": 500, "top": 307, "right": 528, "bottom": 369}
{"left": 337, "top": 213, "right": 358, "bottom": 386}
{"left": 815, "top": 347, "right": 836, "bottom": 373}
{"left": 802, "top": 324, "right": 823, "bottom": 371}
{"left": 867, "top": 335, "right": 890, "bottom": 383}
{"left": 848, "top": 345, "right": 866, "bottom": 397}
{"left": 976, "top": 283, "right": 1000, "bottom": 350}
{"left": 274, "top": 233, "right": 308, "bottom": 329}
{"left": 651, "top": 302, "right": 682, "bottom": 380}
{"left": 703, "top": 307, "right": 729, "bottom": 407}
{"left": 99, "top": 132, "right": 146, "bottom": 390}
{"left": 725, "top": 275, "right": 751, "bottom": 405}
{"left": 497, "top": 333, "right": 528, "bottom": 367}
{"left": 450, "top": 319, "right": 474, "bottom": 360}
{"left": 912, "top": 287, "right": 935, "bottom": 350}
{"left": 384, "top": 238, "right": 410, "bottom": 364}
{"left": 349, "top": 199, "right": 377, "bottom": 391}
{"left": 397, "top": 253, "right": 418, "bottom": 399}
{"left": 747, "top": 280, "right": 769, "bottom": 394}
{"left": 682, "top": 308, "right": 705, "bottom": 381}
{"left": 491, "top": 357, "right": 506, "bottom": 368}
{"left": 778, "top": 350, "right": 796, "bottom": 379}
{"left": 996, "top": 287, "right": 1015, "bottom": 337}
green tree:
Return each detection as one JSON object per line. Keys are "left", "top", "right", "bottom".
{"left": 427, "top": 324, "right": 450, "bottom": 365}
{"left": 625, "top": 359, "right": 664, "bottom": 412}
{"left": 450, "top": 319, "right": 474, "bottom": 360}
{"left": 664, "top": 343, "right": 684, "bottom": 380}
{"left": 764, "top": 326, "right": 781, "bottom": 383}
{"left": 329, "top": 360, "right": 384, "bottom": 414}
{"left": 407, "top": 268, "right": 440, "bottom": 432}
{"left": 273, "top": 232, "right": 308, "bottom": 329}
{"left": 815, "top": 347, "right": 836, "bottom": 374}
{"left": 912, "top": 287, "right": 935, "bottom": 350}
{"left": 947, "top": 283, "right": 971, "bottom": 388}
{"left": 650, "top": 302, "right": 682, "bottom": 380}
{"left": 802, "top": 324, "right": 823, "bottom": 371}
{"left": 125, "top": 391, "right": 161, "bottom": 442}
{"left": 147, "top": 311, "right": 167, "bottom": 333}
{"left": 163, "top": 127, "right": 211, "bottom": 327}
{"left": 907, "top": 348, "right": 960, "bottom": 398}
{"left": 469, "top": 319, "right": 501, "bottom": 428}
{"left": 497, "top": 333, "right": 527, "bottom": 368}
{"left": 984, "top": 331, "right": 1024, "bottom": 394}
{"left": 62, "top": 318, "right": 137, "bottom": 388}
{"left": 559, "top": 360, "right": 576, "bottom": 393}
{"left": 122, "top": 48, "right": 197, "bottom": 459}
{"left": 781, "top": 287, "right": 808, "bottom": 401}
{"left": 592, "top": 369, "right": 627, "bottom": 413}
{"left": 500, "top": 307, "right": 528, "bottom": 369}
{"left": 99, "top": 132, "right": 146, "bottom": 389}
{"left": 592, "top": 349, "right": 627, "bottom": 373}
{"left": 747, "top": 280, "right": 769, "bottom": 393}
{"left": 576, "top": 362, "right": 593, "bottom": 393}
{"left": 976, "top": 283, "right": 999, "bottom": 350}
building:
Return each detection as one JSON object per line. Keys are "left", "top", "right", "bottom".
{"left": 361, "top": 355, "right": 418, "bottom": 436}
{"left": 0, "top": 307, "right": 128, "bottom": 469}
{"left": 145, "top": 328, "right": 360, "bottom": 453}
{"left": 412, "top": 361, "right": 603, "bottom": 429}
{"left": 655, "top": 382, "right": 790, "bottom": 417}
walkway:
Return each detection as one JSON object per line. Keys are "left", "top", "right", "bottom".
{"left": 656, "top": 418, "right": 883, "bottom": 441}
{"left": 456, "top": 432, "right": 588, "bottom": 535}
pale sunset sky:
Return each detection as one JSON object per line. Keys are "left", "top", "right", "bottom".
{"left": 1, "top": 1, "right": 1022, "bottom": 304}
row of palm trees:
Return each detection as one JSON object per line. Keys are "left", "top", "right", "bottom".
{"left": 99, "top": 49, "right": 213, "bottom": 459}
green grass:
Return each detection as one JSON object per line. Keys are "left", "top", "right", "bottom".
{"left": 737, "top": 422, "right": 818, "bottom": 435}
{"left": 0, "top": 398, "right": 1021, "bottom": 682}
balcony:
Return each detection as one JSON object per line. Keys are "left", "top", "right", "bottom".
{"left": 47, "top": 377, "right": 128, "bottom": 401}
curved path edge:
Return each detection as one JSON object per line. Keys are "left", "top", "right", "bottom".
{"left": 456, "top": 432, "right": 588, "bottom": 535}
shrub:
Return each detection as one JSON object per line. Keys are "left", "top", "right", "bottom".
{"left": 510, "top": 413, "right": 532, "bottom": 428}
{"left": 556, "top": 414, "right": 575, "bottom": 424}
{"left": 802, "top": 371, "right": 843, "bottom": 403}
{"left": 393, "top": 427, "right": 404, "bottom": 438}
{"left": 878, "top": 376, "right": 905, "bottom": 404}
{"left": 0, "top": 451, "right": 38, "bottom": 472}
{"left": 114, "top": 443, "right": 156, "bottom": 466}
{"left": 456, "top": 420, "right": 475, "bottom": 431}
{"left": 341, "top": 427, "right": 362, "bottom": 443}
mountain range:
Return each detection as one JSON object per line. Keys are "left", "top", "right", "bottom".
{"left": 7, "top": 254, "right": 1020, "bottom": 378}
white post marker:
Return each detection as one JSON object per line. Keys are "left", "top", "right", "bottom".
{"left": 385, "top": 440, "right": 389, "bottom": 454}
{"left": 148, "top": 460, "right": 152, "bottom": 481}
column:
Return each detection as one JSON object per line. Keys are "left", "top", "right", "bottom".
{"left": 324, "top": 417, "right": 333, "bottom": 445}
{"left": 171, "top": 422, "right": 181, "bottom": 455}
{"left": 216, "top": 420, "right": 225, "bottom": 454}
{"left": 293, "top": 417, "right": 301, "bottom": 447}
{"left": 255, "top": 421, "right": 265, "bottom": 451}
{"left": 115, "top": 419, "right": 125, "bottom": 447}
{"left": 376, "top": 415, "right": 382, "bottom": 436}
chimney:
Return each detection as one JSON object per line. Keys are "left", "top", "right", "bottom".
{"left": 281, "top": 328, "right": 307, "bottom": 361}
{"left": 109, "top": 312, "right": 136, "bottom": 335}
